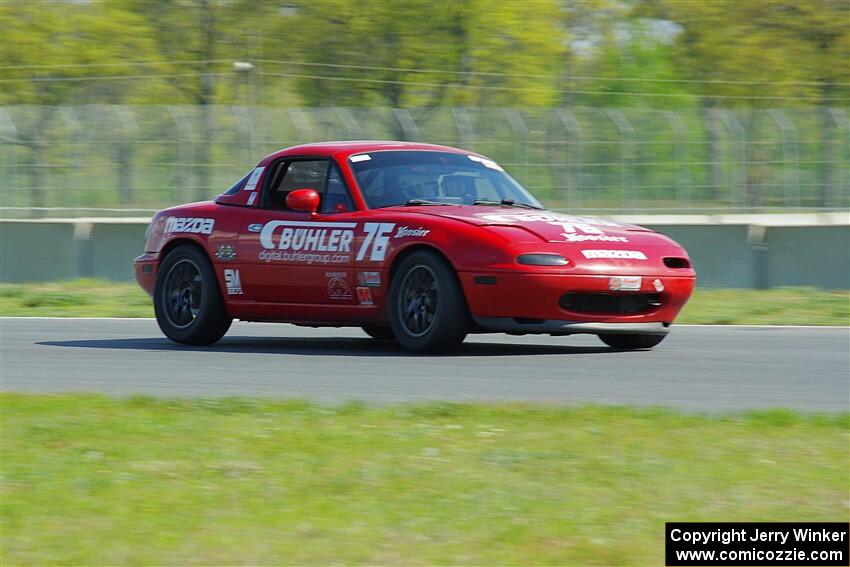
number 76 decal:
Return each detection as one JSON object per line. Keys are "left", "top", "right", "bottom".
{"left": 356, "top": 223, "right": 395, "bottom": 262}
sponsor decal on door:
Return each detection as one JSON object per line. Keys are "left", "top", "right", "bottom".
{"left": 356, "top": 286, "right": 374, "bottom": 305}
{"left": 326, "top": 272, "right": 352, "bottom": 300}
{"left": 357, "top": 271, "right": 382, "bottom": 287}
{"left": 223, "top": 268, "right": 243, "bottom": 294}
{"left": 255, "top": 221, "right": 397, "bottom": 265}
{"left": 258, "top": 220, "right": 356, "bottom": 264}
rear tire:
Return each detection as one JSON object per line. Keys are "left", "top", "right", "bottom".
{"left": 154, "top": 244, "right": 232, "bottom": 345}
{"left": 389, "top": 250, "right": 468, "bottom": 353}
{"left": 598, "top": 333, "right": 666, "bottom": 350}
{"left": 362, "top": 324, "right": 395, "bottom": 340}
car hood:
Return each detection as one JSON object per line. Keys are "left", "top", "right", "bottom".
{"left": 409, "top": 205, "right": 670, "bottom": 246}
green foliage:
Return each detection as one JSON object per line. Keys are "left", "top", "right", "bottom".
{"left": 3, "top": 0, "right": 846, "bottom": 108}
{"left": 574, "top": 23, "right": 694, "bottom": 107}
{"left": 456, "top": 0, "right": 565, "bottom": 106}
{"left": 281, "top": 0, "right": 564, "bottom": 108}
{"left": 0, "top": 0, "right": 169, "bottom": 105}
{"left": 636, "top": 0, "right": 850, "bottom": 105}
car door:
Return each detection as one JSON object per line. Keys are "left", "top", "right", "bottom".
{"left": 236, "top": 157, "right": 359, "bottom": 305}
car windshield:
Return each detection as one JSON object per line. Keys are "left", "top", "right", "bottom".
{"left": 348, "top": 150, "right": 543, "bottom": 209}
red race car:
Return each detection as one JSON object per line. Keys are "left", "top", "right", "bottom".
{"left": 135, "top": 141, "right": 695, "bottom": 353}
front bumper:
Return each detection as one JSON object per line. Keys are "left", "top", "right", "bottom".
{"left": 472, "top": 318, "right": 668, "bottom": 335}
{"left": 134, "top": 253, "right": 159, "bottom": 297}
{"left": 460, "top": 271, "right": 695, "bottom": 327}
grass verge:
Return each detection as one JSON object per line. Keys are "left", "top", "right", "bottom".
{"left": 2, "top": 395, "right": 848, "bottom": 565}
{"left": 1, "top": 279, "right": 848, "bottom": 325}
{"left": 0, "top": 279, "right": 152, "bottom": 318}
{"left": 679, "top": 287, "right": 849, "bottom": 325}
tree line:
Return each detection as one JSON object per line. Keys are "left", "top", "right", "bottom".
{"left": 1, "top": 0, "right": 847, "bottom": 211}
{"left": 2, "top": 0, "right": 847, "bottom": 109}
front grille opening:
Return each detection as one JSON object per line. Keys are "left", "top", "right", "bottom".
{"left": 663, "top": 257, "right": 690, "bottom": 268}
{"left": 559, "top": 292, "right": 662, "bottom": 315}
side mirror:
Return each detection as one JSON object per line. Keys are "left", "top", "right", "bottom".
{"left": 286, "top": 188, "right": 320, "bottom": 214}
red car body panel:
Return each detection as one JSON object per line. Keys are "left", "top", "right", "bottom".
{"left": 135, "top": 142, "right": 696, "bottom": 335}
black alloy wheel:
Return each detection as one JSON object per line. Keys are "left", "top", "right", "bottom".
{"left": 154, "top": 244, "right": 232, "bottom": 345}
{"left": 389, "top": 250, "right": 468, "bottom": 353}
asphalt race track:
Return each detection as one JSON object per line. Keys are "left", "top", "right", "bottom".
{"left": 1, "top": 318, "right": 847, "bottom": 412}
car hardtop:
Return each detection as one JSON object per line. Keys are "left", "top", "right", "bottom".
{"left": 262, "top": 141, "right": 482, "bottom": 162}
{"left": 214, "top": 142, "right": 496, "bottom": 209}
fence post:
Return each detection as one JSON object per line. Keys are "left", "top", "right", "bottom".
{"left": 452, "top": 108, "right": 476, "bottom": 150}
{"left": 555, "top": 108, "right": 583, "bottom": 209}
{"left": 827, "top": 108, "right": 849, "bottom": 208}
{"left": 59, "top": 108, "right": 84, "bottom": 211}
{"left": 333, "top": 107, "right": 363, "bottom": 140}
{"left": 605, "top": 109, "right": 636, "bottom": 211}
{"left": 767, "top": 109, "right": 800, "bottom": 208}
{"left": 232, "top": 105, "right": 256, "bottom": 162}
{"left": 703, "top": 107, "right": 726, "bottom": 204}
{"left": 393, "top": 109, "right": 419, "bottom": 142}
{"left": 113, "top": 105, "right": 138, "bottom": 205}
{"left": 28, "top": 106, "right": 56, "bottom": 212}
{"left": 503, "top": 109, "right": 529, "bottom": 186}
{"left": 0, "top": 108, "right": 19, "bottom": 210}
{"left": 663, "top": 110, "right": 690, "bottom": 209}
{"left": 167, "top": 106, "right": 193, "bottom": 203}
{"left": 717, "top": 109, "right": 747, "bottom": 210}
{"left": 287, "top": 108, "right": 313, "bottom": 144}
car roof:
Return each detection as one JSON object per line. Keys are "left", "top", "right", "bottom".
{"left": 263, "top": 141, "right": 478, "bottom": 161}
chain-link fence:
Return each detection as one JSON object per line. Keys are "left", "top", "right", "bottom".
{"left": 1, "top": 105, "right": 847, "bottom": 217}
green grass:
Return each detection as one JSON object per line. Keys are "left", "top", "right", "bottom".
{"left": 1, "top": 279, "right": 848, "bottom": 325}
{"left": 678, "top": 287, "right": 849, "bottom": 326}
{"left": 1, "top": 395, "right": 847, "bottom": 565}
{"left": 0, "top": 279, "right": 153, "bottom": 318}
{"left": 1, "top": 285, "right": 843, "bottom": 562}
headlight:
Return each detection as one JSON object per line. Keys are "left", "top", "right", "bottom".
{"left": 516, "top": 253, "right": 569, "bottom": 266}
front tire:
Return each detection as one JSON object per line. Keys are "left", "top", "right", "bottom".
{"left": 389, "top": 250, "right": 468, "bottom": 353}
{"left": 154, "top": 244, "right": 232, "bottom": 345}
{"left": 598, "top": 333, "right": 666, "bottom": 350}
